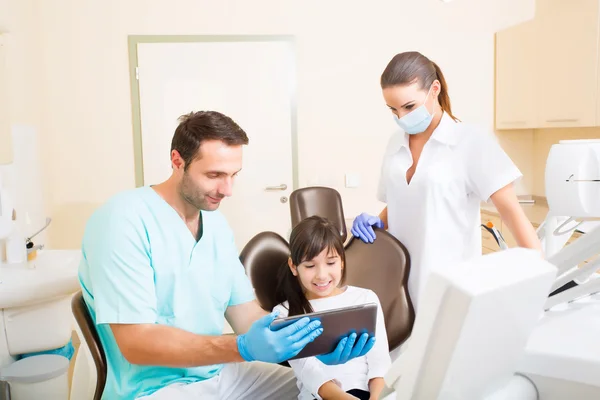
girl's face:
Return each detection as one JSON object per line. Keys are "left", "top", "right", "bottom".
{"left": 289, "top": 247, "right": 344, "bottom": 300}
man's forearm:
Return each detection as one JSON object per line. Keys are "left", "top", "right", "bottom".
{"left": 111, "top": 323, "right": 244, "bottom": 367}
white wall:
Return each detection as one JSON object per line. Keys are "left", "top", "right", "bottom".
{"left": 0, "top": 0, "right": 48, "bottom": 244}
{"left": 12, "top": 0, "right": 534, "bottom": 248}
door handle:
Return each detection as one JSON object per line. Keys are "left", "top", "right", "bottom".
{"left": 265, "top": 184, "right": 288, "bottom": 191}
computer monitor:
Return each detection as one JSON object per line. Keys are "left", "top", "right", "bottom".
{"left": 385, "top": 248, "right": 556, "bottom": 399}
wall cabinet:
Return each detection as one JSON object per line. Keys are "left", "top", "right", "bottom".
{"left": 536, "top": 0, "right": 599, "bottom": 128}
{"left": 495, "top": 0, "right": 600, "bottom": 130}
{"left": 495, "top": 21, "right": 537, "bottom": 129}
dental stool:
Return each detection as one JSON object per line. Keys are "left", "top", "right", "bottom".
{"left": 0, "top": 354, "right": 69, "bottom": 400}
{"left": 289, "top": 186, "right": 415, "bottom": 351}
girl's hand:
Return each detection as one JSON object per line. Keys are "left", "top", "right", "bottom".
{"left": 317, "top": 332, "right": 375, "bottom": 365}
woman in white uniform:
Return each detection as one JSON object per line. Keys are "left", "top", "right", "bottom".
{"left": 351, "top": 51, "right": 542, "bottom": 313}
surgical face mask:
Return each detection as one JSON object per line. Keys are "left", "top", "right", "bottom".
{"left": 393, "top": 85, "right": 436, "bottom": 135}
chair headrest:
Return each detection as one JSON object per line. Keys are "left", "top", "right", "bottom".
{"left": 290, "top": 187, "right": 347, "bottom": 242}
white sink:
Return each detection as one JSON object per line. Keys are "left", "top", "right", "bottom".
{"left": 0, "top": 249, "right": 81, "bottom": 309}
{"left": 0, "top": 249, "right": 81, "bottom": 363}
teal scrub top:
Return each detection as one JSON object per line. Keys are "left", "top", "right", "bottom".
{"left": 78, "top": 187, "right": 255, "bottom": 400}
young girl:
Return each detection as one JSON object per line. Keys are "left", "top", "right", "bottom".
{"left": 274, "top": 216, "right": 391, "bottom": 400}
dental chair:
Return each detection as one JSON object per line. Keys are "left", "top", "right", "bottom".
{"left": 71, "top": 291, "right": 107, "bottom": 400}
{"left": 289, "top": 186, "right": 414, "bottom": 351}
{"left": 240, "top": 187, "right": 415, "bottom": 352}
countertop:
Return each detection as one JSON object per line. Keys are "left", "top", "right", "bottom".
{"left": 480, "top": 196, "right": 549, "bottom": 227}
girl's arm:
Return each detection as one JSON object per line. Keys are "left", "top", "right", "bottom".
{"left": 319, "top": 381, "right": 359, "bottom": 400}
{"left": 490, "top": 184, "right": 542, "bottom": 252}
{"left": 368, "top": 377, "right": 386, "bottom": 400}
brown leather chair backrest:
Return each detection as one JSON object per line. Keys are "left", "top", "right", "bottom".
{"left": 71, "top": 291, "right": 107, "bottom": 400}
{"left": 239, "top": 231, "right": 290, "bottom": 311}
{"left": 290, "top": 187, "right": 347, "bottom": 242}
{"left": 343, "top": 232, "right": 414, "bottom": 350}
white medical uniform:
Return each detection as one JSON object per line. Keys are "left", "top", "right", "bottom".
{"left": 79, "top": 187, "right": 298, "bottom": 400}
{"left": 377, "top": 112, "right": 522, "bottom": 312}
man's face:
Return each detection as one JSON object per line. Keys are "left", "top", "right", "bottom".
{"left": 173, "top": 140, "right": 243, "bottom": 211}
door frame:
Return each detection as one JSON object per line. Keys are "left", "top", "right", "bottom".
{"left": 127, "top": 35, "right": 299, "bottom": 189}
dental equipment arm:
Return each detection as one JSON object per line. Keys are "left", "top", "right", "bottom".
{"left": 546, "top": 224, "right": 600, "bottom": 278}
{"left": 539, "top": 139, "right": 600, "bottom": 308}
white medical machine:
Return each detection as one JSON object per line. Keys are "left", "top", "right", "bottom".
{"left": 384, "top": 139, "right": 600, "bottom": 399}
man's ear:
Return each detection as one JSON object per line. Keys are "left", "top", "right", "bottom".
{"left": 288, "top": 257, "right": 298, "bottom": 276}
{"left": 171, "top": 149, "right": 185, "bottom": 170}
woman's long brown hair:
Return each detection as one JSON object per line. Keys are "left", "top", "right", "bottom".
{"left": 380, "top": 51, "right": 459, "bottom": 122}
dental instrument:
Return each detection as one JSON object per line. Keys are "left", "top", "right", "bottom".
{"left": 481, "top": 221, "right": 508, "bottom": 250}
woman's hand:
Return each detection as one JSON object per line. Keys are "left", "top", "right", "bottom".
{"left": 352, "top": 213, "right": 385, "bottom": 243}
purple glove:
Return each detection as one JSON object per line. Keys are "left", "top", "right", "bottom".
{"left": 351, "top": 212, "right": 384, "bottom": 243}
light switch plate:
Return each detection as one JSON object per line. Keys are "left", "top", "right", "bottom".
{"left": 345, "top": 173, "right": 360, "bottom": 188}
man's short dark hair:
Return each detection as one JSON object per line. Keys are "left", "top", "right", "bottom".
{"left": 171, "top": 111, "right": 249, "bottom": 170}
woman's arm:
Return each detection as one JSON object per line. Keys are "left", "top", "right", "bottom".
{"left": 490, "top": 184, "right": 542, "bottom": 252}
{"left": 378, "top": 206, "right": 388, "bottom": 230}
{"left": 368, "top": 377, "right": 386, "bottom": 400}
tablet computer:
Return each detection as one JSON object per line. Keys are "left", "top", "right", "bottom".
{"left": 270, "top": 302, "right": 378, "bottom": 360}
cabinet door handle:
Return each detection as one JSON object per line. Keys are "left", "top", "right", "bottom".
{"left": 546, "top": 118, "right": 579, "bottom": 123}
{"left": 499, "top": 120, "right": 527, "bottom": 124}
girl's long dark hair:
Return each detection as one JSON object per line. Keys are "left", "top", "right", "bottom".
{"left": 276, "top": 216, "right": 347, "bottom": 316}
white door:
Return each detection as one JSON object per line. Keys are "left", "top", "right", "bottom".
{"left": 136, "top": 40, "right": 296, "bottom": 251}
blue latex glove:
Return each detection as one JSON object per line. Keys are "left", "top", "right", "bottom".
{"left": 351, "top": 212, "right": 384, "bottom": 243}
{"left": 317, "top": 332, "right": 376, "bottom": 365}
{"left": 237, "top": 311, "right": 323, "bottom": 363}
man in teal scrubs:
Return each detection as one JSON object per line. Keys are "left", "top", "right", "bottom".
{"left": 78, "top": 111, "right": 374, "bottom": 400}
